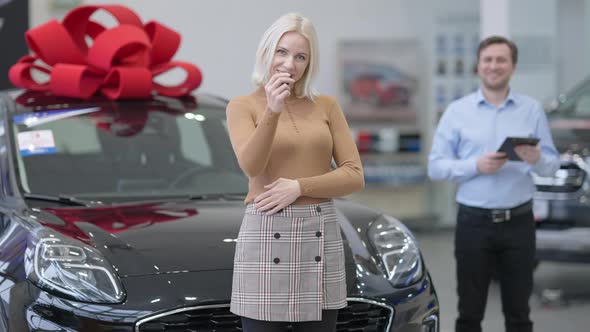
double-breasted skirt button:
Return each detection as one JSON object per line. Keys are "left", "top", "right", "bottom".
{"left": 315, "top": 256, "right": 321, "bottom": 262}
{"left": 274, "top": 232, "right": 281, "bottom": 239}
{"left": 316, "top": 206, "right": 322, "bottom": 213}
{"left": 274, "top": 257, "right": 280, "bottom": 264}
{"left": 315, "top": 231, "right": 322, "bottom": 237}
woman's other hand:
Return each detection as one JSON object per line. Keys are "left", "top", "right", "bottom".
{"left": 265, "top": 72, "right": 294, "bottom": 113}
{"left": 254, "top": 178, "right": 301, "bottom": 214}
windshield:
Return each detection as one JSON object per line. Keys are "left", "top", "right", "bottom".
{"left": 11, "top": 100, "right": 248, "bottom": 201}
{"left": 545, "top": 78, "right": 590, "bottom": 151}
{"left": 550, "top": 78, "right": 590, "bottom": 120}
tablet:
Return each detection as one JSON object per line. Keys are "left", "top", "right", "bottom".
{"left": 497, "top": 137, "right": 540, "bottom": 161}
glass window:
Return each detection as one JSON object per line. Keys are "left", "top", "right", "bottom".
{"left": 176, "top": 115, "right": 212, "bottom": 166}
{"left": 11, "top": 104, "right": 247, "bottom": 200}
{"left": 552, "top": 79, "right": 590, "bottom": 119}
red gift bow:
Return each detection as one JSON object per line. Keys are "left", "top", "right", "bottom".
{"left": 8, "top": 5, "right": 202, "bottom": 100}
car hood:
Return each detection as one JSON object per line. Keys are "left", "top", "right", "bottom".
{"left": 36, "top": 200, "right": 247, "bottom": 277}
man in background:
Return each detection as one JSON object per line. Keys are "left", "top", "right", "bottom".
{"left": 428, "top": 36, "right": 560, "bottom": 332}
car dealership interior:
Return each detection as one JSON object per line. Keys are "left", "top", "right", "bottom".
{"left": 1, "top": 0, "right": 590, "bottom": 331}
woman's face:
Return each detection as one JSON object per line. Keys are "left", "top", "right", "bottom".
{"left": 270, "top": 31, "right": 310, "bottom": 84}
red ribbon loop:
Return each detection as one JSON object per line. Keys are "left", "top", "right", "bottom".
{"left": 62, "top": 5, "right": 144, "bottom": 54}
{"left": 9, "top": 56, "right": 51, "bottom": 91}
{"left": 9, "top": 5, "right": 202, "bottom": 100}
{"left": 25, "top": 20, "right": 86, "bottom": 66}
{"left": 87, "top": 25, "right": 151, "bottom": 71}
{"left": 102, "top": 67, "right": 153, "bottom": 100}
{"left": 145, "top": 21, "right": 181, "bottom": 66}
{"left": 51, "top": 64, "right": 103, "bottom": 99}
{"left": 152, "top": 61, "right": 203, "bottom": 97}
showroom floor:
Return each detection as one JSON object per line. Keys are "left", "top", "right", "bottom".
{"left": 348, "top": 188, "right": 590, "bottom": 331}
{"left": 416, "top": 230, "right": 590, "bottom": 332}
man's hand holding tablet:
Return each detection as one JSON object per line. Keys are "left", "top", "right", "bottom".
{"left": 497, "top": 137, "right": 540, "bottom": 163}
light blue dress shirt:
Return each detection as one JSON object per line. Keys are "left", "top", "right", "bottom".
{"left": 428, "top": 89, "right": 560, "bottom": 209}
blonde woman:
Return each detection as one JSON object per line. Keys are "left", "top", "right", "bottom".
{"left": 226, "top": 13, "right": 364, "bottom": 332}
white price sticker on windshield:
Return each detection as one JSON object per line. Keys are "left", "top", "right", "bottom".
{"left": 17, "top": 130, "right": 57, "bottom": 156}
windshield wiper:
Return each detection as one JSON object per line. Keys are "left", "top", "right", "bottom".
{"left": 23, "top": 193, "right": 102, "bottom": 207}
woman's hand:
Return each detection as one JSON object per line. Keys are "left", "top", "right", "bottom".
{"left": 264, "top": 72, "right": 294, "bottom": 113}
{"left": 254, "top": 178, "right": 301, "bottom": 215}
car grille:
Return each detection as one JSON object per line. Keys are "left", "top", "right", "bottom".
{"left": 136, "top": 298, "right": 393, "bottom": 332}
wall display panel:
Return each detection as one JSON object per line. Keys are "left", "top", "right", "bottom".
{"left": 338, "top": 40, "right": 426, "bottom": 187}
{"left": 432, "top": 14, "right": 480, "bottom": 118}
{"left": 338, "top": 40, "right": 420, "bottom": 124}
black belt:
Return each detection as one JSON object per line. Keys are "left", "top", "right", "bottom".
{"left": 458, "top": 200, "right": 533, "bottom": 223}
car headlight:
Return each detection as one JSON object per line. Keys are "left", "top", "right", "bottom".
{"left": 367, "top": 215, "right": 423, "bottom": 287}
{"left": 25, "top": 229, "right": 125, "bottom": 303}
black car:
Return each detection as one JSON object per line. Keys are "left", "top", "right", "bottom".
{"left": 533, "top": 77, "right": 590, "bottom": 263}
{"left": 0, "top": 90, "right": 439, "bottom": 331}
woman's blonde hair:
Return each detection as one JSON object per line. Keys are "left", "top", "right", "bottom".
{"left": 252, "top": 13, "right": 319, "bottom": 100}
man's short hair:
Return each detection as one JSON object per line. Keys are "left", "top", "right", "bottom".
{"left": 477, "top": 36, "right": 518, "bottom": 65}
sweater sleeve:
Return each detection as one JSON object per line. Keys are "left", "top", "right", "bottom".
{"left": 297, "top": 99, "right": 365, "bottom": 197}
{"left": 226, "top": 97, "right": 280, "bottom": 177}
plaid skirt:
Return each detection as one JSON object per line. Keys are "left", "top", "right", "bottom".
{"left": 230, "top": 201, "right": 347, "bottom": 322}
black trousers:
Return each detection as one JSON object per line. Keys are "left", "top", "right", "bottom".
{"left": 241, "top": 310, "right": 338, "bottom": 332}
{"left": 455, "top": 204, "right": 535, "bottom": 332}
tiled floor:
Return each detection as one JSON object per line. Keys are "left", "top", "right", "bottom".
{"left": 415, "top": 230, "right": 590, "bottom": 332}
{"left": 349, "top": 187, "right": 590, "bottom": 331}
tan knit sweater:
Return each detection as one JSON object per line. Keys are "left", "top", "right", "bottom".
{"left": 226, "top": 88, "right": 365, "bottom": 205}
